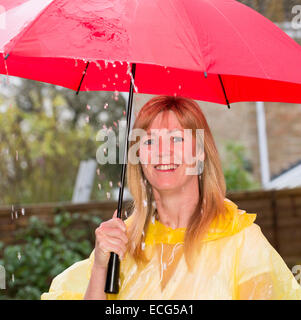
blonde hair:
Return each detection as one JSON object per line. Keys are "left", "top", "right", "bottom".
{"left": 126, "top": 95, "right": 227, "bottom": 271}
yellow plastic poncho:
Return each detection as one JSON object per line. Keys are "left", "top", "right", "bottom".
{"left": 41, "top": 198, "right": 301, "bottom": 300}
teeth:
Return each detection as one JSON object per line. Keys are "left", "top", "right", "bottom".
{"left": 155, "top": 164, "right": 179, "bottom": 170}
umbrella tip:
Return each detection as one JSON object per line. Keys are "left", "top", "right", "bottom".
{"left": 227, "top": 103, "right": 231, "bottom": 109}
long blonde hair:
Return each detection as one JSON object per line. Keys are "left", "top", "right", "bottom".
{"left": 126, "top": 95, "right": 227, "bottom": 271}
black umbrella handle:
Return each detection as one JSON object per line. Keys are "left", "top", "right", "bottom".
{"left": 104, "top": 63, "right": 136, "bottom": 294}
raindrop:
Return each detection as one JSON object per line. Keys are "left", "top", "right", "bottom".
{"left": 112, "top": 62, "right": 116, "bottom": 68}
{"left": 107, "top": 78, "right": 111, "bottom": 82}
{"left": 141, "top": 242, "right": 145, "bottom": 250}
{"left": 98, "top": 183, "right": 101, "bottom": 190}
{"left": 17, "top": 252, "right": 21, "bottom": 261}
{"left": 115, "top": 73, "right": 118, "bottom": 78}
{"left": 123, "top": 80, "right": 127, "bottom": 84}
{"left": 104, "top": 103, "right": 109, "bottom": 109}
{"left": 113, "top": 82, "right": 116, "bottom": 86}
{"left": 15, "top": 211, "right": 18, "bottom": 219}
{"left": 143, "top": 200, "right": 147, "bottom": 207}
{"left": 151, "top": 215, "right": 155, "bottom": 224}
{"left": 106, "top": 192, "right": 111, "bottom": 199}
{"left": 142, "top": 230, "right": 145, "bottom": 236}
{"left": 124, "top": 210, "right": 128, "bottom": 218}
{"left": 104, "top": 60, "right": 108, "bottom": 68}
{"left": 21, "top": 208, "right": 25, "bottom": 215}
{"left": 109, "top": 181, "right": 113, "bottom": 188}
{"left": 102, "top": 84, "right": 107, "bottom": 88}
{"left": 11, "top": 274, "right": 15, "bottom": 283}
{"left": 119, "top": 61, "right": 123, "bottom": 65}
{"left": 178, "top": 85, "right": 182, "bottom": 90}
{"left": 94, "top": 60, "right": 102, "bottom": 70}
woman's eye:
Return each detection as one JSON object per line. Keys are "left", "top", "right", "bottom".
{"left": 144, "top": 139, "right": 153, "bottom": 145}
{"left": 173, "top": 136, "right": 184, "bottom": 143}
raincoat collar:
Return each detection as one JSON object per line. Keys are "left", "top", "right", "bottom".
{"left": 144, "top": 198, "right": 257, "bottom": 245}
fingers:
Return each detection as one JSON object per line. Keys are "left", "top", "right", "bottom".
{"left": 99, "top": 237, "right": 127, "bottom": 259}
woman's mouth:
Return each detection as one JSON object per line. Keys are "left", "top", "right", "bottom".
{"left": 154, "top": 164, "right": 180, "bottom": 172}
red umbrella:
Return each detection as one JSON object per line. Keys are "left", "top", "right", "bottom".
{"left": 1, "top": 0, "right": 301, "bottom": 293}
{"left": 1, "top": 0, "right": 301, "bottom": 104}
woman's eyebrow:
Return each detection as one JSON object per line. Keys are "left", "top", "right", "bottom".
{"left": 146, "top": 128, "right": 183, "bottom": 134}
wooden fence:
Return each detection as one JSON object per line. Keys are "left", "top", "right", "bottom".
{"left": 1, "top": 187, "right": 301, "bottom": 267}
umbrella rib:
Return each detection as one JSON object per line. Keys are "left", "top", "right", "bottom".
{"left": 76, "top": 61, "right": 90, "bottom": 95}
{"left": 218, "top": 74, "right": 231, "bottom": 109}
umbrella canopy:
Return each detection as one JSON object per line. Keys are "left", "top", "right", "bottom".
{"left": 1, "top": 0, "right": 301, "bottom": 104}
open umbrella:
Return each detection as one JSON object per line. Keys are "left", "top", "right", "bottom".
{"left": 1, "top": 0, "right": 301, "bottom": 293}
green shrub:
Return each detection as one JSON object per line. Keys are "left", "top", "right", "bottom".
{"left": 0, "top": 212, "right": 102, "bottom": 300}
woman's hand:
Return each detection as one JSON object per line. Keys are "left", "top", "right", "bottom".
{"left": 93, "top": 209, "right": 128, "bottom": 269}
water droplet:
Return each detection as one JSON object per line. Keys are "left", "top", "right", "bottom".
{"left": 115, "top": 73, "right": 118, "bottom": 78}
{"left": 151, "top": 215, "right": 155, "bottom": 224}
{"left": 21, "top": 208, "right": 25, "bottom": 215}
{"left": 123, "top": 80, "right": 127, "bottom": 84}
{"left": 163, "top": 263, "right": 167, "bottom": 270}
{"left": 124, "top": 210, "right": 128, "bottom": 218}
{"left": 102, "top": 84, "right": 107, "bottom": 88}
{"left": 178, "top": 85, "right": 182, "bottom": 90}
{"left": 109, "top": 181, "right": 113, "bottom": 188}
{"left": 143, "top": 200, "right": 147, "bottom": 207}
{"left": 17, "top": 252, "right": 21, "bottom": 261}
{"left": 106, "top": 192, "right": 111, "bottom": 199}
{"left": 142, "top": 230, "right": 145, "bottom": 236}
{"left": 11, "top": 274, "right": 15, "bottom": 283}
{"left": 141, "top": 242, "right": 145, "bottom": 250}
{"left": 15, "top": 211, "right": 18, "bottom": 219}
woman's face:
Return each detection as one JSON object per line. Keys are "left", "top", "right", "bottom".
{"left": 139, "top": 110, "right": 203, "bottom": 192}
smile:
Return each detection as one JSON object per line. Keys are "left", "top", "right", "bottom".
{"left": 154, "top": 164, "right": 180, "bottom": 171}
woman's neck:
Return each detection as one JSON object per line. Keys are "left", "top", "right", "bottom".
{"left": 152, "top": 177, "right": 200, "bottom": 229}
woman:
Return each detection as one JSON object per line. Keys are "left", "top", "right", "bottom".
{"left": 41, "top": 95, "right": 301, "bottom": 300}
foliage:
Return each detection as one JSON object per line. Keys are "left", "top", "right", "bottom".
{"left": 0, "top": 78, "right": 125, "bottom": 204}
{"left": 0, "top": 212, "right": 102, "bottom": 300}
{"left": 222, "top": 140, "right": 261, "bottom": 191}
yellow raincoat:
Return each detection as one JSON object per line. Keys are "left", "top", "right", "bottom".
{"left": 41, "top": 198, "right": 301, "bottom": 300}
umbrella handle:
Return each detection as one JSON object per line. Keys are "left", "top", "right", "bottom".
{"left": 104, "top": 63, "right": 136, "bottom": 294}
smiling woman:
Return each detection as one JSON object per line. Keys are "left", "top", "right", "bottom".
{"left": 41, "top": 95, "right": 301, "bottom": 300}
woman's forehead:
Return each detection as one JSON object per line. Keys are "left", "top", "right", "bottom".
{"left": 146, "top": 110, "right": 183, "bottom": 131}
